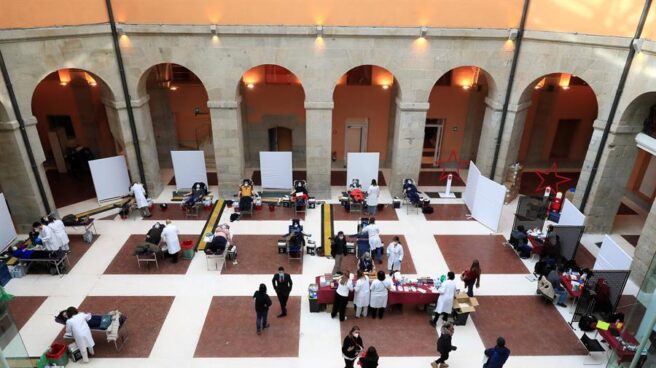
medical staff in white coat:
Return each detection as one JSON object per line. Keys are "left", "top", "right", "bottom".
{"left": 431, "top": 272, "right": 457, "bottom": 326}
{"left": 366, "top": 179, "right": 380, "bottom": 215}
{"left": 48, "top": 215, "right": 70, "bottom": 251}
{"left": 369, "top": 270, "right": 392, "bottom": 319}
{"left": 162, "top": 219, "right": 181, "bottom": 263}
{"left": 64, "top": 307, "right": 95, "bottom": 363}
{"left": 38, "top": 219, "right": 62, "bottom": 251}
{"left": 130, "top": 182, "right": 150, "bottom": 218}
{"left": 361, "top": 218, "right": 383, "bottom": 264}
{"left": 354, "top": 270, "right": 371, "bottom": 318}
{"left": 386, "top": 236, "right": 404, "bottom": 272}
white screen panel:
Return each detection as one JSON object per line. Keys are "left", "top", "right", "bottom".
{"left": 0, "top": 193, "right": 17, "bottom": 250}
{"left": 559, "top": 199, "right": 586, "bottom": 226}
{"left": 260, "top": 151, "right": 293, "bottom": 189}
{"left": 88, "top": 156, "right": 132, "bottom": 202}
{"left": 171, "top": 150, "right": 208, "bottom": 190}
{"left": 347, "top": 152, "right": 379, "bottom": 190}
{"left": 471, "top": 175, "right": 506, "bottom": 232}
{"left": 463, "top": 161, "right": 480, "bottom": 212}
{"left": 594, "top": 235, "right": 632, "bottom": 270}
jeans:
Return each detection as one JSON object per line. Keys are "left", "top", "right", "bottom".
{"left": 466, "top": 283, "right": 474, "bottom": 297}
{"left": 555, "top": 286, "right": 568, "bottom": 304}
{"left": 375, "top": 247, "right": 383, "bottom": 264}
{"left": 256, "top": 308, "right": 269, "bottom": 331}
{"left": 333, "top": 254, "right": 343, "bottom": 275}
{"left": 367, "top": 205, "right": 377, "bottom": 215}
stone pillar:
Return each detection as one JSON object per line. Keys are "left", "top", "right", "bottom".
{"left": 389, "top": 100, "right": 429, "bottom": 196}
{"left": 631, "top": 200, "right": 656, "bottom": 287}
{"left": 148, "top": 87, "right": 178, "bottom": 168}
{"left": 304, "top": 101, "right": 333, "bottom": 199}
{"left": 573, "top": 122, "right": 642, "bottom": 233}
{"left": 103, "top": 96, "right": 163, "bottom": 198}
{"left": 209, "top": 100, "right": 245, "bottom": 198}
{"left": 0, "top": 118, "right": 55, "bottom": 231}
{"left": 476, "top": 98, "right": 531, "bottom": 182}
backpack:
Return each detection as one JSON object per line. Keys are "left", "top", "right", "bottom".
{"left": 62, "top": 214, "right": 77, "bottom": 226}
{"left": 422, "top": 206, "right": 434, "bottom": 214}
{"left": 578, "top": 314, "right": 598, "bottom": 332}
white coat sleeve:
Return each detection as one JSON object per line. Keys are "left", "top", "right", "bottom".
{"left": 399, "top": 246, "right": 404, "bottom": 262}
{"left": 65, "top": 321, "right": 72, "bottom": 336}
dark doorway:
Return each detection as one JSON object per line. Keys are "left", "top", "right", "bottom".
{"left": 550, "top": 119, "right": 580, "bottom": 160}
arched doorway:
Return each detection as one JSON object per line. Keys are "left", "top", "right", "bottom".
{"left": 239, "top": 65, "right": 306, "bottom": 168}
{"left": 516, "top": 73, "right": 598, "bottom": 195}
{"left": 31, "top": 69, "right": 117, "bottom": 207}
{"left": 142, "top": 63, "right": 211, "bottom": 179}
{"left": 332, "top": 65, "right": 399, "bottom": 171}
{"left": 424, "top": 66, "right": 492, "bottom": 169}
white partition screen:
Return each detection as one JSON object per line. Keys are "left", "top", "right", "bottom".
{"left": 594, "top": 235, "right": 632, "bottom": 270}
{"left": 347, "top": 152, "right": 379, "bottom": 190}
{"left": 463, "top": 161, "right": 481, "bottom": 212}
{"left": 0, "top": 193, "right": 17, "bottom": 250}
{"left": 260, "top": 151, "right": 293, "bottom": 189}
{"left": 559, "top": 199, "right": 585, "bottom": 226}
{"left": 171, "top": 150, "right": 208, "bottom": 190}
{"left": 88, "top": 156, "right": 131, "bottom": 202}
{"left": 471, "top": 175, "right": 506, "bottom": 232}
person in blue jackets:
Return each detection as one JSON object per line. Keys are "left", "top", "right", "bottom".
{"left": 483, "top": 336, "right": 510, "bottom": 368}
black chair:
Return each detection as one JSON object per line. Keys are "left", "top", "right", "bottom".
{"left": 580, "top": 333, "right": 606, "bottom": 365}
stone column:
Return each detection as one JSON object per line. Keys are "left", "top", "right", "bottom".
{"left": 389, "top": 100, "right": 429, "bottom": 196}
{"left": 148, "top": 87, "right": 178, "bottom": 168}
{"left": 304, "top": 101, "right": 333, "bottom": 199}
{"left": 573, "top": 123, "right": 642, "bottom": 233}
{"left": 476, "top": 98, "right": 531, "bottom": 182}
{"left": 209, "top": 100, "right": 245, "bottom": 198}
{"left": 0, "top": 118, "right": 55, "bottom": 231}
{"left": 631, "top": 200, "right": 656, "bottom": 287}
{"left": 103, "top": 96, "right": 163, "bottom": 198}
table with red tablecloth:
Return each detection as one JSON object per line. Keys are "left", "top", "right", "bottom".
{"left": 560, "top": 274, "right": 583, "bottom": 298}
{"left": 528, "top": 236, "right": 544, "bottom": 257}
{"left": 315, "top": 276, "right": 438, "bottom": 306}
{"left": 597, "top": 324, "right": 640, "bottom": 363}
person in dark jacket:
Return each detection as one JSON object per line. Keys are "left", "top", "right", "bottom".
{"left": 432, "top": 322, "right": 457, "bottom": 368}
{"left": 253, "top": 283, "right": 272, "bottom": 335}
{"left": 332, "top": 231, "right": 348, "bottom": 274}
{"left": 359, "top": 346, "right": 379, "bottom": 368}
{"left": 483, "top": 336, "right": 510, "bottom": 368}
{"left": 272, "top": 266, "right": 293, "bottom": 317}
{"left": 341, "top": 326, "right": 363, "bottom": 368}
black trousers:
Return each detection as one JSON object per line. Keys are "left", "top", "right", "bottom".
{"left": 344, "top": 358, "right": 356, "bottom": 368}
{"left": 436, "top": 351, "right": 450, "bottom": 363}
{"left": 332, "top": 294, "right": 348, "bottom": 321}
{"left": 370, "top": 307, "right": 385, "bottom": 319}
{"left": 278, "top": 293, "right": 289, "bottom": 314}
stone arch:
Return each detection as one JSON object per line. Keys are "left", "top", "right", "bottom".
{"left": 618, "top": 92, "right": 656, "bottom": 130}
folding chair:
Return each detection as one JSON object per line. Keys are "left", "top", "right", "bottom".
{"left": 136, "top": 252, "right": 158, "bottom": 269}
{"left": 580, "top": 333, "right": 606, "bottom": 365}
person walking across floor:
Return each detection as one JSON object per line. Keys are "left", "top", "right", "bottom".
{"left": 360, "top": 218, "right": 383, "bottom": 264}
{"left": 341, "top": 326, "right": 363, "bottom": 368}
{"left": 130, "top": 182, "right": 151, "bottom": 218}
{"left": 253, "top": 283, "right": 272, "bottom": 335}
{"left": 331, "top": 272, "right": 353, "bottom": 322}
{"left": 161, "top": 219, "right": 181, "bottom": 263}
{"left": 64, "top": 307, "right": 95, "bottom": 363}
{"left": 386, "top": 236, "right": 404, "bottom": 273}
{"left": 366, "top": 179, "right": 380, "bottom": 215}
{"left": 369, "top": 271, "right": 392, "bottom": 319}
{"left": 432, "top": 322, "right": 457, "bottom": 368}
{"left": 483, "top": 336, "right": 510, "bottom": 368}
{"left": 332, "top": 231, "right": 348, "bottom": 275}
{"left": 353, "top": 270, "right": 370, "bottom": 318}
{"left": 272, "top": 266, "right": 293, "bottom": 317}
{"left": 461, "top": 259, "right": 481, "bottom": 297}
{"left": 431, "top": 272, "right": 457, "bottom": 326}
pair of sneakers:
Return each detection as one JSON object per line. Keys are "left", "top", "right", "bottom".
{"left": 430, "top": 362, "right": 449, "bottom": 368}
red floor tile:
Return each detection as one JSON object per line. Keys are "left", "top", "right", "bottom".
{"left": 435, "top": 235, "right": 529, "bottom": 274}
{"left": 621, "top": 235, "right": 640, "bottom": 247}
{"left": 103, "top": 234, "right": 196, "bottom": 274}
{"left": 46, "top": 170, "right": 96, "bottom": 208}
{"left": 471, "top": 296, "right": 587, "bottom": 356}
{"left": 519, "top": 171, "right": 580, "bottom": 196}
{"left": 617, "top": 203, "right": 638, "bottom": 215}
{"left": 25, "top": 235, "right": 97, "bottom": 275}
{"left": 575, "top": 245, "right": 596, "bottom": 270}
{"left": 338, "top": 304, "right": 436, "bottom": 356}
{"left": 8, "top": 296, "right": 47, "bottom": 330}
{"left": 342, "top": 235, "right": 416, "bottom": 274}
{"left": 331, "top": 204, "right": 399, "bottom": 221}
{"left": 52, "top": 296, "right": 174, "bottom": 358}
{"left": 418, "top": 171, "right": 466, "bottom": 186}
{"left": 224, "top": 235, "right": 303, "bottom": 275}
{"left": 423, "top": 204, "right": 471, "bottom": 221}
{"left": 195, "top": 296, "right": 300, "bottom": 357}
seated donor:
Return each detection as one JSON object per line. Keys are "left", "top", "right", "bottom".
{"left": 403, "top": 179, "right": 421, "bottom": 205}
{"left": 358, "top": 252, "right": 375, "bottom": 273}
{"left": 547, "top": 266, "right": 568, "bottom": 308}
{"left": 238, "top": 179, "right": 257, "bottom": 211}
{"left": 542, "top": 225, "right": 561, "bottom": 260}
{"left": 206, "top": 224, "right": 231, "bottom": 255}
{"left": 510, "top": 225, "right": 532, "bottom": 258}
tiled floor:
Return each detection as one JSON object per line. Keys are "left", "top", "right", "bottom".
{"left": 237, "top": 206, "right": 305, "bottom": 221}
{"left": 103, "top": 234, "right": 197, "bottom": 274}
{"left": 330, "top": 204, "right": 399, "bottom": 221}
{"left": 3, "top": 183, "right": 641, "bottom": 368}
{"left": 418, "top": 171, "right": 466, "bottom": 186}
{"left": 8, "top": 297, "right": 47, "bottom": 330}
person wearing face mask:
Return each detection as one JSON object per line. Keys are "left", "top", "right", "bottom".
{"left": 342, "top": 326, "right": 363, "bottom": 368}
{"left": 272, "top": 266, "right": 293, "bottom": 317}
{"left": 358, "top": 252, "right": 375, "bottom": 273}
{"left": 386, "top": 236, "right": 404, "bottom": 273}
{"left": 331, "top": 231, "right": 348, "bottom": 274}
{"left": 354, "top": 270, "right": 370, "bottom": 318}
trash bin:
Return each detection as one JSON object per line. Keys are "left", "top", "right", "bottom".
{"left": 393, "top": 198, "right": 401, "bottom": 209}
{"left": 454, "top": 312, "right": 470, "bottom": 326}
{"left": 181, "top": 240, "right": 195, "bottom": 260}
{"left": 308, "top": 284, "right": 320, "bottom": 313}
{"left": 46, "top": 343, "right": 69, "bottom": 366}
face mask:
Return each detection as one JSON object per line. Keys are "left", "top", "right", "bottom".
{"left": 352, "top": 332, "right": 359, "bottom": 338}
{"left": 278, "top": 272, "right": 284, "bottom": 276}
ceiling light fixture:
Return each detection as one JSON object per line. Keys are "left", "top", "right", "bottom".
{"left": 632, "top": 38, "right": 644, "bottom": 53}
{"left": 210, "top": 24, "right": 217, "bottom": 36}
{"left": 316, "top": 25, "right": 323, "bottom": 37}
{"left": 420, "top": 26, "right": 428, "bottom": 39}
{"left": 116, "top": 25, "right": 125, "bottom": 37}
{"left": 508, "top": 29, "right": 518, "bottom": 41}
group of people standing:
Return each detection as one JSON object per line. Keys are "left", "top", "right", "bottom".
{"left": 331, "top": 270, "right": 393, "bottom": 322}
{"left": 31, "top": 216, "right": 70, "bottom": 252}
{"left": 252, "top": 266, "right": 293, "bottom": 335}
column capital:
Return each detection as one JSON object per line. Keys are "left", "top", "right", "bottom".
{"left": 610, "top": 123, "right": 643, "bottom": 135}
{"left": 0, "top": 120, "right": 19, "bottom": 131}
{"left": 304, "top": 101, "right": 334, "bottom": 110}
{"left": 395, "top": 99, "right": 429, "bottom": 112}
{"left": 101, "top": 96, "right": 150, "bottom": 109}
{"left": 131, "top": 95, "right": 150, "bottom": 108}
{"left": 507, "top": 100, "right": 531, "bottom": 113}
{"left": 484, "top": 97, "right": 504, "bottom": 111}
{"left": 207, "top": 99, "right": 240, "bottom": 109}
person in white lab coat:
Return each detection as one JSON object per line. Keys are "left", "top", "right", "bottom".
{"left": 64, "top": 307, "right": 95, "bottom": 363}
{"left": 369, "top": 270, "right": 392, "bottom": 319}
{"left": 354, "top": 270, "right": 370, "bottom": 318}
{"left": 130, "top": 182, "right": 151, "bottom": 218}
{"left": 386, "top": 236, "right": 404, "bottom": 272}
{"left": 38, "top": 219, "right": 62, "bottom": 251}
{"left": 431, "top": 272, "right": 457, "bottom": 326}
{"left": 48, "top": 215, "right": 70, "bottom": 251}
{"left": 162, "top": 219, "right": 181, "bottom": 263}
{"left": 366, "top": 179, "right": 380, "bottom": 215}
{"left": 361, "top": 218, "right": 383, "bottom": 264}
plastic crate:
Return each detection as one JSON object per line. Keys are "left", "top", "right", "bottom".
{"left": 46, "top": 343, "right": 69, "bottom": 366}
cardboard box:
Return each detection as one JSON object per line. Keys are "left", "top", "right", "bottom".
{"left": 454, "top": 293, "right": 479, "bottom": 313}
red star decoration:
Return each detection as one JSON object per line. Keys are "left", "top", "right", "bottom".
{"left": 534, "top": 162, "right": 573, "bottom": 194}
{"left": 435, "top": 150, "right": 469, "bottom": 182}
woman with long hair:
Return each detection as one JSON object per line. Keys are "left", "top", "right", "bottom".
{"left": 461, "top": 259, "right": 481, "bottom": 297}
{"left": 341, "top": 326, "right": 363, "bottom": 368}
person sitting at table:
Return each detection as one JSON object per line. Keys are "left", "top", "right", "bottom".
{"left": 358, "top": 252, "right": 375, "bottom": 273}
{"left": 547, "top": 266, "right": 568, "bottom": 308}
{"left": 29, "top": 222, "right": 43, "bottom": 246}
